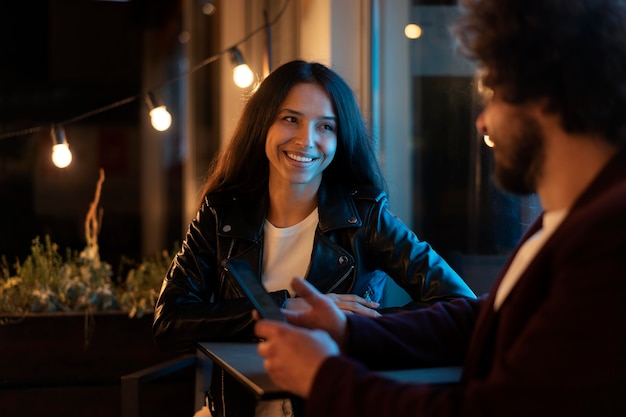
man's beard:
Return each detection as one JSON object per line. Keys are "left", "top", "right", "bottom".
{"left": 493, "top": 113, "right": 545, "bottom": 195}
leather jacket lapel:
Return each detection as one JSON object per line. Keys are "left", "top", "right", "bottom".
{"left": 307, "top": 232, "right": 356, "bottom": 293}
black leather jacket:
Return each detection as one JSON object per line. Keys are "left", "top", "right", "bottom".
{"left": 152, "top": 181, "right": 475, "bottom": 416}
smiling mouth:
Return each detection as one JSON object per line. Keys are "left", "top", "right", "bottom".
{"left": 286, "top": 152, "right": 316, "bottom": 163}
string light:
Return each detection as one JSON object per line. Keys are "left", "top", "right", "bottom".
{"left": 0, "top": 0, "right": 290, "bottom": 146}
{"left": 404, "top": 23, "right": 422, "bottom": 39}
{"left": 230, "top": 47, "right": 255, "bottom": 88}
{"left": 51, "top": 125, "right": 73, "bottom": 169}
{"left": 200, "top": 0, "right": 216, "bottom": 16}
{"left": 145, "top": 92, "right": 172, "bottom": 132}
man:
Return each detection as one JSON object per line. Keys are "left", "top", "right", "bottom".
{"left": 254, "top": 0, "right": 626, "bottom": 416}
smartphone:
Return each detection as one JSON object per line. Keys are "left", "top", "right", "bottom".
{"left": 225, "top": 258, "right": 287, "bottom": 322}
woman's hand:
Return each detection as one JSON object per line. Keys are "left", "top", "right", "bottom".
{"left": 285, "top": 289, "right": 381, "bottom": 318}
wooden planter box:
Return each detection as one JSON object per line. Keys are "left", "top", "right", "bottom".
{"left": 0, "top": 311, "right": 195, "bottom": 417}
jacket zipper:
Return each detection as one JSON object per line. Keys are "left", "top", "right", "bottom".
{"left": 218, "top": 239, "right": 235, "bottom": 417}
{"left": 220, "top": 367, "right": 226, "bottom": 417}
{"left": 326, "top": 265, "right": 354, "bottom": 293}
{"left": 219, "top": 239, "right": 237, "bottom": 294}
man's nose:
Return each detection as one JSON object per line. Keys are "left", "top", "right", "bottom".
{"left": 475, "top": 111, "right": 488, "bottom": 135}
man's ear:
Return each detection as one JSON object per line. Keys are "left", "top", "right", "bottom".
{"left": 532, "top": 97, "right": 565, "bottom": 134}
{"left": 536, "top": 96, "right": 556, "bottom": 116}
{"left": 529, "top": 97, "right": 559, "bottom": 123}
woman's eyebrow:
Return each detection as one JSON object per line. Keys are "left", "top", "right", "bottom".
{"left": 279, "top": 108, "right": 336, "bottom": 121}
{"left": 278, "top": 108, "right": 302, "bottom": 116}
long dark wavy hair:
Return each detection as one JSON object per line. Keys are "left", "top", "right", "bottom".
{"left": 198, "top": 60, "right": 386, "bottom": 204}
{"left": 455, "top": 0, "right": 626, "bottom": 145}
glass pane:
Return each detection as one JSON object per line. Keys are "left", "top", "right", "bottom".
{"left": 408, "top": 3, "right": 542, "bottom": 294}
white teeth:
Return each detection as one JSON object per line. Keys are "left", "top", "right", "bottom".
{"left": 287, "top": 153, "right": 313, "bottom": 162}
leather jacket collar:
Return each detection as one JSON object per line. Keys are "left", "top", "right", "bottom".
{"left": 207, "top": 181, "right": 381, "bottom": 241}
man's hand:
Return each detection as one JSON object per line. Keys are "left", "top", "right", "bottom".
{"left": 283, "top": 277, "right": 349, "bottom": 344}
{"left": 255, "top": 320, "right": 339, "bottom": 398}
{"left": 254, "top": 278, "right": 351, "bottom": 397}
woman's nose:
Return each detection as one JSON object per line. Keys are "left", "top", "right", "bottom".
{"left": 295, "top": 124, "right": 315, "bottom": 148}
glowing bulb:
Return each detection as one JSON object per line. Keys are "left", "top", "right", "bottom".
{"left": 404, "top": 24, "right": 422, "bottom": 39}
{"left": 230, "top": 47, "right": 254, "bottom": 88}
{"left": 50, "top": 126, "right": 72, "bottom": 168}
{"left": 201, "top": 1, "right": 216, "bottom": 15}
{"left": 179, "top": 31, "right": 191, "bottom": 43}
{"left": 52, "top": 143, "right": 72, "bottom": 168}
{"left": 233, "top": 64, "right": 254, "bottom": 88}
{"left": 145, "top": 92, "right": 172, "bottom": 131}
{"left": 150, "top": 105, "right": 172, "bottom": 131}
{"left": 483, "top": 135, "right": 495, "bottom": 148}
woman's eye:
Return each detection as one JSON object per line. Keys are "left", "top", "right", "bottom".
{"left": 283, "top": 116, "right": 297, "bottom": 123}
{"left": 320, "top": 124, "right": 335, "bottom": 132}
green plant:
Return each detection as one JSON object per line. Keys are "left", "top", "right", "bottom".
{"left": 116, "top": 249, "right": 173, "bottom": 319}
{"left": 0, "top": 235, "right": 114, "bottom": 314}
{"left": 0, "top": 169, "right": 175, "bottom": 319}
{"left": 0, "top": 235, "right": 174, "bottom": 319}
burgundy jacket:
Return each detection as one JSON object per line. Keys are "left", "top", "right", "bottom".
{"left": 307, "top": 148, "right": 626, "bottom": 417}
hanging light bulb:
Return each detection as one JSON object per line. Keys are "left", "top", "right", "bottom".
{"left": 200, "top": 0, "right": 216, "bottom": 15}
{"left": 404, "top": 23, "right": 423, "bottom": 39}
{"left": 145, "top": 92, "right": 172, "bottom": 131}
{"left": 51, "top": 125, "right": 73, "bottom": 169}
{"left": 230, "top": 47, "right": 254, "bottom": 88}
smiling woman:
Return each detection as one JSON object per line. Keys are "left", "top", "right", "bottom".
{"left": 264, "top": 82, "right": 338, "bottom": 226}
{"left": 151, "top": 59, "right": 476, "bottom": 417}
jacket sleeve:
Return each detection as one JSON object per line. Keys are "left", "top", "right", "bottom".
{"left": 346, "top": 296, "right": 480, "bottom": 368}
{"left": 307, "top": 180, "right": 626, "bottom": 417}
{"left": 152, "top": 200, "right": 287, "bottom": 352}
{"left": 306, "top": 297, "right": 479, "bottom": 417}
{"left": 308, "top": 291, "right": 626, "bottom": 417}
{"left": 307, "top": 354, "right": 623, "bottom": 417}
{"left": 367, "top": 201, "right": 476, "bottom": 310}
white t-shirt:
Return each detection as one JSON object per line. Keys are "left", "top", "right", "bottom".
{"left": 261, "top": 208, "right": 318, "bottom": 296}
{"left": 493, "top": 209, "right": 567, "bottom": 311}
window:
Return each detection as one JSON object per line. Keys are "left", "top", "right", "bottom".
{"left": 405, "top": 2, "right": 542, "bottom": 294}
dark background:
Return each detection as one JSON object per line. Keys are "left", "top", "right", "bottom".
{"left": 0, "top": 0, "right": 180, "bottom": 268}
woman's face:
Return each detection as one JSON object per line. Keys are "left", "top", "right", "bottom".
{"left": 265, "top": 82, "right": 337, "bottom": 193}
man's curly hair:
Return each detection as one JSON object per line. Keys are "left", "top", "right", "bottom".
{"left": 454, "top": 0, "right": 626, "bottom": 144}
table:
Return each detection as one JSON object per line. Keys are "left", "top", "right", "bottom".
{"left": 196, "top": 342, "right": 462, "bottom": 400}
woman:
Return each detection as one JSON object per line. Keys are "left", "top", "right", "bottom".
{"left": 152, "top": 60, "right": 475, "bottom": 417}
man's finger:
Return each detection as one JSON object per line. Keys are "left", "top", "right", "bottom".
{"left": 291, "top": 277, "right": 323, "bottom": 300}
{"left": 255, "top": 317, "right": 291, "bottom": 340}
